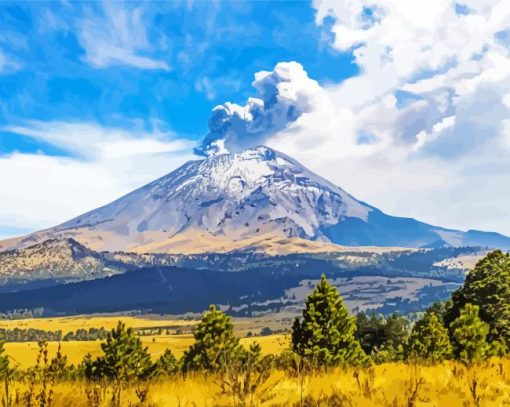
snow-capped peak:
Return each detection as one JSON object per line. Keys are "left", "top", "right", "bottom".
{"left": 7, "top": 145, "right": 509, "bottom": 254}
{"left": 50, "top": 146, "right": 370, "bottom": 249}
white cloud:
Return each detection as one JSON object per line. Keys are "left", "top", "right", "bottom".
{"left": 500, "top": 119, "right": 510, "bottom": 150}
{"left": 77, "top": 3, "right": 169, "bottom": 70}
{"left": 3, "top": 121, "right": 188, "bottom": 160}
{"left": 0, "top": 49, "right": 22, "bottom": 74}
{"left": 279, "top": 0, "right": 510, "bottom": 234}
{"left": 0, "top": 122, "right": 194, "bottom": 234}
{"left": 194, "top": 76, "right": 242, "bottom": 101}
{"left": 193, "top": 1, "right": 510, "bottom": 234}
{"left": 309, "top": 0, "right": 510, "bottom": 157}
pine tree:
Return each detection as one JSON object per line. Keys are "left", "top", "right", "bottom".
{"left": 425, "top": 300, "right": 451, "bottom": 323}
{"left": 406, "top": 313, "right": 453, "bottom": 362}
{"left": 292, "top": 275, "right": 368, "bottom": 367}
{"left": 182, "top": 305, "right": 244, "bottom": 372}
{"left": 87, "top": 322, "right": 153, "bottom": 381}
{"left": 450, "top": 303, "right": 490, "bottom": 364}
{"left": 152, "top": 349, "right": 179, "bottom": 377}
{"left": 0, "top": 342, "right": 9, "bottom": 379}
{"left": 355, "top": 312, "right": 408, "bottom": 360}
{"left": 48, "top": 343, "right": 68, "bottom": 380}
{"left": 355, "top": 312, "right": 383, "bottom": 355}
{"left": 445, "top": 250, "right": 510, "bottom": 346}
{"left": 80, "top": 353, "right": 96, "bottom": 379}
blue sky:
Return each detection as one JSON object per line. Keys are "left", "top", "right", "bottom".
{"left": 1, "top": 0, "right": 510, "bottom": 238}
{"left": 0, "top": 1, "right": 355, "bottom": 146}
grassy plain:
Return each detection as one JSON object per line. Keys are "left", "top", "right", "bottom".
{"left": 0, "top": 315, "right": 197, "bottom": 334}
{"left": 4, "top": 334, "right": 290, "bottom": 369}
{"left": 1, "top": 314, "right": 290, "bottom": 369}
{"left": 2, "top": 360, "right": 509, "bottom": 406}
{"left": 2, "top": 315, "right": 510, "bottom": 406}
{"left": 0, "top": 313, "right": 292, "bottom": 335}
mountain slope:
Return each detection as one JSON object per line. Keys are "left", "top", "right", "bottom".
{"left": 0, "top": 246, "right": 477, "bottom": 316}
{"left": 2, "top": 146, "right": 510, "bottom": 253}
{"left": 0, "top": 238, "right": 122, "bottom": 284}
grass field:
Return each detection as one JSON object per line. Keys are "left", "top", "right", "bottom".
{"left": 0, "top": 315, "right": 197, "bottom": 334}
{"left": 4, "top": 334, "right": 290, "bottom": 369}
{"left": 1, "top": 316, "right": 510, "bottom": 405}
{"left": 0, "top": 314, "right": 290, "bottom": 369}
{"left": 0, "top": 313, "right": 292, "bottom": 335}
{"left": 2, "top": 360, "right": 509, "bottom": 406}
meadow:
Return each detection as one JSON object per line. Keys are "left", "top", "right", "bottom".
{"left": 3, "top": 334, "right": 289, "bottom": 370}
{"left": 1, "top": 315, "right": 509, "bottom": 406}
{"left": 1, "top": 359, "right": 509, "bottom": 406}
{"left": 0, "top": 315, "right": 289, "bottom": 369}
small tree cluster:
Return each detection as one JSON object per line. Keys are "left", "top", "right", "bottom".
{"left": 403, "top": 250, "right": 509, "bottom": 364}
{"left": 356, "top": 312, "right": 408, "bottom": 362}
{"left": 63, "top": 327, "right": 108, "bottom": 341}
{"left": 83, "top": 322, "right": 153, "bottom": 381}
{"left": 152, "top": 349, "right": 180, "bottom": 377}
{"left": 406, "top": 313, "right": 452, "bottom": 362}
{"left": 292, "top": 275, "right": 368, "bottom": 367}
{"left": 0, "top": 328, "right": 62, "bottom": 342}
{"left": 182, "top": 305, "right": 245, "bottom": 372}
{"left": 446, "top": 250, "right": 510, "bottom": 346}
{"left": 82, "top": 307, "right": 248, "bottom": 381}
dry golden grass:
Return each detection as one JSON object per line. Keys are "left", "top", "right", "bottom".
{"left": 1, "top": 314, "right": 291, "bottom": 369}
{"left": 0, "top": 313, "right": 292, "bottom": 336}
{"left": 4, "top": 334, "right": 290, "bottom": 369}
{"left": 4, "top": 316, "right": 509, "bottom": 405}
{"left": 0, "top": 315, "right": 196, "bottom": 334}
{"left": 0, "top": 226, "right": 413, "bottom": 255}
{"left": 2, "top": 360, "right": 510, "bottom": 406}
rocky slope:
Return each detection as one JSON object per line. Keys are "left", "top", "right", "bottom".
{"left": 0, "top": 239, "right": 121, "bottom": 284}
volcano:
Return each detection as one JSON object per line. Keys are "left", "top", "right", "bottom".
{"left": 2, "top": 146, "right": 510, "bottom": 254}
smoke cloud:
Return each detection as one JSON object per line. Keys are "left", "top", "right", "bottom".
{"left": 194, "top": 62, "right": 320, "bottom": 156}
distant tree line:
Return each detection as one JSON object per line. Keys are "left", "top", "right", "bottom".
{"left": 0, "top": 308, "right": 45, "bottom": 320}
{"left": 0, "top": 325, "right": 196, "bottom": 343}
{"left": 62, "top": 328, "right": 108, "bottom": 341}
{"left": 135, "top": 326, "right": 193, "bottom": 336}
{"left": 0, "top": 328, "right": 63, "bottom": 342}
{"left": 0, "top": 327, "right": 109, "bottom": 342}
